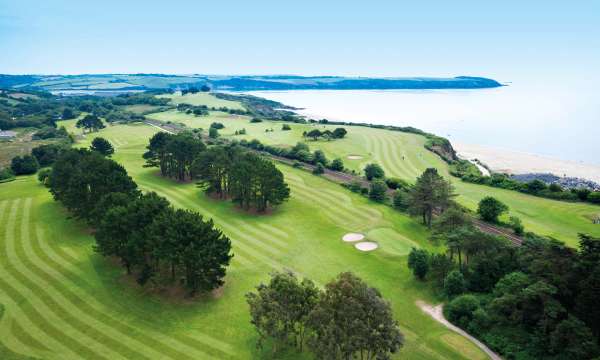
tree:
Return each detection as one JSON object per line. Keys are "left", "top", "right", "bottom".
{"left": 200, "top": 85, "right": 211, "bottom": 92}
{"left": 210, "top": 122, "right": 224, "bottom": 129}
{"left": 76, "top": 114, "right": 104, "bottom": 133}
{"left": 11, "top": 155, "right": 39, "bottom": 175}
{"left": 306, "top": 129, "right": 322, "bottom": 141}
{"left": 209, "top": 127, "right": 219, "bottom": 139}
{"left": 246, "top": 271, "right": 320, "bottom": 352}
{"left": 589, "top": 191, "right": 600, "bottom": 204}
{"left": 312, "top": 150, "right": 328, "bottom": 166}
{"left": 62, "top": 107, "right": 76, "bottom": 120}
{"left": 549, "top": 316, "right": 599, "bottom": 359}
{"left": 368, "top": 180, "right": 388, "bottom": 202}
{"left": 446, "top": 295, "right": 480, "bottom": 329}
{"left": 407, "top": 168, "right": 455, "bottom": 227}
{"left": 332, "top": 127, "right": 347, "bottom": 139}
{"left": 90, "top": 137, "right": 114, "bottom": 157}
{"left": 308, "top": 272, "right": 404, "bottom": 360}
{"left": 444, "top": 270, "right": 466, "bottom": 298}
{"left": 281, "top": 124, "right": 292, "bottom": 131}
{"left": 312, "top": 163, "right": 325, "bottom": 175}
{"left": 364, "top": 163, "right": 385, "bottom": 181}
{"left": 329, "top": 158, "right": 344, "bottom": 171}
{"left": 408, "top": 248, "right": 430, "bottom": 280}
{"left": 509, "top": 216, "right": 524, "bottom": 235}
{"left": 32, "top": 143, "right": 65, "bottom": 167}
{"left": 477, "top": 196, "right": 508, "bottom": 223}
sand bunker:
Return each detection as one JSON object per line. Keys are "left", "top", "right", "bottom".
{"left": 347, "top": 155, "right": 363, "bottom": 160}
{"left": 342, "top": 233, "right": 365, "bottom": 242}
{"left": 354, "top": 242, "right": 378, "bottom": 251}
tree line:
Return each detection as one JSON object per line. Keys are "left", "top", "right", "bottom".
{"left": 247, "top": 271, "right": 404, "bottom": 359}
{"left": 48, "top": 148, "right": 232, "bottom": 295}
{"left": 407, "top": 203, "right": 600, "bottom": 359}
{"left": 144, "top": 132, "right": 290, "bottom": 212}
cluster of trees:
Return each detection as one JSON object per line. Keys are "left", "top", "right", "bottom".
{"left": 407, "top": 203, "right": 600, "bottom": 359}
{"left": 457, "top": 171, "right": 600, "bottom": 204}
{"left": 32, "top": 125, "right": 69, "bottom": 140}
{"left": 192, "top": 146, "right": 290, "bottom": 211}
{"left": 76, "top": 114, "right": 105, "bottom": 133}
{"left": 302, "top": 127, "right": 347, "bottom": 141}
{"left": 180, "top": 85, "right": 210, "bottom": 94}
{"left": 48, "top": 148, "right": 232, "bottom": 294}
{"left": 238, "top": 139, "right": 345, "bottom": 172}
{"left": 143, "top": 131, "right": 206, "bottom": 181}
{"left": 7, "top": 142, "right": 70, "bottom": 177}
{"left": 247, "top": 271, "right": 404, "bottom": 359}
{"left": 176, "top": 103, "right": 209, "bottom": 116}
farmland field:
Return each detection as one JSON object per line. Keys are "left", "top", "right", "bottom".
{"left": 0, "top": 116, "right": 489, "bottom": 359}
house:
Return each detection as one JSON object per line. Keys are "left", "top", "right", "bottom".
{"left": 0, "top": 129, "right": 17, "bottom": 139}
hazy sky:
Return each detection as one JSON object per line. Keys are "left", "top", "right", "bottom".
{"left": 1, "top": 0, "right": 599, "bottom": 81}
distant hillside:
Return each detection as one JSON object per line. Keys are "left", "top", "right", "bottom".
{"left": 0, "top": 74, "right": 502, "bottom": 92}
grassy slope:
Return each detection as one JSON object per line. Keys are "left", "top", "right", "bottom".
{"left": 157, "top": 92, "right": 245, "bottom": 110}
{"left": 0, "top": 119, "right": 487, "bottom": 359}
{"left": 145, "top": 93, "right": 600, "bottom": 246}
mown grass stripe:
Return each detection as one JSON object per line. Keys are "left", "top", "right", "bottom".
{"left": 34, "top": 227, "right": 226, "bottom": 360}
{"left": 1, "top": 199, "right": 86, "bottom": 359}
{"left": 255, "top": 223, "right": 290, "bottom": 239}
{"left": 13, "top": 198, "right": 130, "bottom": 360}
{"left": 141, "top": 181, "right": 284, "bottom": 269}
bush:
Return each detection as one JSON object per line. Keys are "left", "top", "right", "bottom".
{"left": 368, "top": 180, "right": 388, "bottom": 202}
{"left": 364, "top": 163, "right": 385, "bottom": 181}
{"left": 348, "top": 180, "right": 362, "bottom": 193}
{"left": 444, "top": 270, "right": 466, "bottom": 298}
{"left": 292, "top": 161, "right": 302, "bottom": 168}
{"left": 477, "top": 196, "right": 508, "bottom": 223}
{"left": 250, "top": 117, "right": 263, "bottom": 123}
{"left": 386, "top": 177, "right": 410, "bottom": 190}
{"left": 281, "top": 124, "right": 291, "bottom": 131}
{"left": 509, "top": 216, "right": 524, "bottom": 235}
{"left": 0, "top": 168, "right": 15, "bottom": 182}
{"left": 11, "top": 155, "right": 39, "bottom": 175}
{"left": 210, "top": 122, "right": 225, "bottom": 129}
{"left": 392, "top": 190, "right": 409, "bottom": 211}
{"left": 312, "top": 163, "right": 325, "bottom": 175}
{"left": 209, "top": 127, "right": 219, "bottom": 139}
{"left": 408, "top": 248, "right": 430, "bottom": 280}
{"left": 446, "top": 294, "right": 480, "bottom": 329}
{"left": 38, "top": 168, "right": 52, "bottom": 186}
{"left": 589, "top": 191, "right": 600, "bottom": 204}
{"left": 328, "top": 158, "right": 344, "bottom": 171}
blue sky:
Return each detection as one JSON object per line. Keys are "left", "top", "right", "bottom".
{"left": 1, "top": 0, "right": 599, "bottom": 81}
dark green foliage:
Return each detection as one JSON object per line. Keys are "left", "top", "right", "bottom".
{"left": 589, "top": 191, "right": 600, "bottom": 204}
{"left": 31, "top": 143, "right": 66, "bottom": 167}
{"left": 37, "top": 167, "right": 51, "bottom": 186}
{"left": 392, "top": 190, "right": 409, "bottom": 211}
{"left": 332, "top": 127, "right": 347, "bottom": 139}
{"left": 208, "top": 127, "right": 219, "bottom": 138}
{"left": 210, "top": 122, "right": 224, "bottom": 129}
{"left": 246, "top": 271, "right": 319, "bottom": 352}
{"left": 477, "top": 196, "right": 508, "bottom": 223}
{"left": 446, "top": 295, "right": 480, "bottom": 329}
{"left": 407, "top": 248, "right": 430, "bottom": 280}
{"left": 76, "top": 114, "right": 105, "bottom": 133}
{"left": 49, "top": 149, "right": 138, "bottom": 222}
{"left": 509, "top": 216, "right": 524, "bottom": 235}
{"left": 385, "top": 177, "right": 410, "bottom": 190}
{"left": 192, "top": 147, "right": 290, "bottom": 212}
{"left": 312, "top": 163, "right": 325, "bottom": 175}
{"left": 348, "top": 180, "right": 363, "bottom": 193}
{"left": 407, "top": 168, "right": 455, "bottom": 227}
{"left": 143, "top": 131, "right": 205, "bottom": 181}
{"left": 250, "top": 117, "right": 263, "bottom": 123}
{"left": 444, "top": 270, "right": 466, "bottom": 298}
{"left": 306, "top": 129, "right": 321, "bottom": 140}
{"left": 90, "top": 137, "right": 114, "bottom": 157}
{"left": 62, "top": 107, "right": 76, "bottom": 119}
{"left": 0, "top": 168, "right": 14, "bottom": 182}
{"left": 368, "top": 180, "right": 388, "bottom": 202}
{"left": 328, "top": 158, "right": 344, "bottom": 171}
{"left": 281, "top": 123, "right": 291, "bottom": 131}
{"left": 200, "top": 85, "right": 211, "bottom": 92}
{"left": 10, "top": 155, "right": 39, "bottom": 175}
{"left": 363, "top": 163, "right": 385, "bottom": 181}
{"left": 312, "top": 150, "right": 328, "bottom": 166}
{"left": 32, "top": 126, "right": 68, "bottom": 140}
{"left": 307, "top": 272, "right": 404, "bottom": 360}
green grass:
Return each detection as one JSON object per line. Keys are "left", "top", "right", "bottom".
{"left": 123, "top": 104, "right": 165, "bottom": 115}
{"left": 0, "top": 119, "right": 490, "bottom": 359}
{"left": 160, "top": 107, "right": 599, "bottom": 247}
{"left": 158, "top": 92, "right": 246, "bottom": 110}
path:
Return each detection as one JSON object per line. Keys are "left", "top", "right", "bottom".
{"left": 416, "top": 301, "right": 502, "bottom": 360}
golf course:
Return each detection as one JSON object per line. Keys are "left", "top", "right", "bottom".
{"left": 0, "top": 90, "right": 598, "bottom": 359}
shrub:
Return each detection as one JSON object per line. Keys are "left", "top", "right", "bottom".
{"left": 477, "top": 196, "right": 508, "bottom": 223}
{"left": 407, "top": 248, "right": 430, "bottom": 280}
{"left": 209, "top": 127, "right": 219, "bottom": 139}
{"left": 364, "top": 163, "right": 385, "bottom": 181}
{"left": 444, "top": 270, "right": 466, "bottom": 298}
{"left": 589, "top": 191, "right": 600, "bottom": 204}
{"left": 329, "top": 158, "right": 344, "bottom": 171}
{"left": 348, "top": 180, "right": 362, "bottom": 193}
{"left": 386, "top": 177, "right": 410, "bottom": 190}
{"left": 392, "top": 190, "right": 409, "bottom": 211}
{"left": 11, "top": 155, "right": 39, "bottom": 175}
{"left": 368, "top": 180, "right": 388, "bottom": 202}
{"left": 509, "top": 216, "right": 524, "bottom": 235}
{"left": 312, "top": 163, "right": 325, "bottom": 175}
{"left": 210, "top": 122, "right": 225, "bottom": 129}
{"left": 38, "top": 168, "right": 52, "bottom": 186}
{"left": 250, "top": 117, "right": 263, "bottom": 123}
{"left": 0, "top": 168, "right": 15, "bottom": 182}
{"left": 281, "top": 124, "right": 291, "bottom": 131}
{"left": 446, "top": 294, "right": 480, "bottom": 329}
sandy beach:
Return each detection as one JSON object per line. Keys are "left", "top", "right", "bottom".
{"left": 455, "top": 142, "right": 600, "bottom": 184}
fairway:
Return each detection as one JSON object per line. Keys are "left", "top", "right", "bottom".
{"left": 145, "top": 96, "right": 600, "bottom": 247}
{"left": 0, "top": 118, "right": 489, "bottom": 359}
